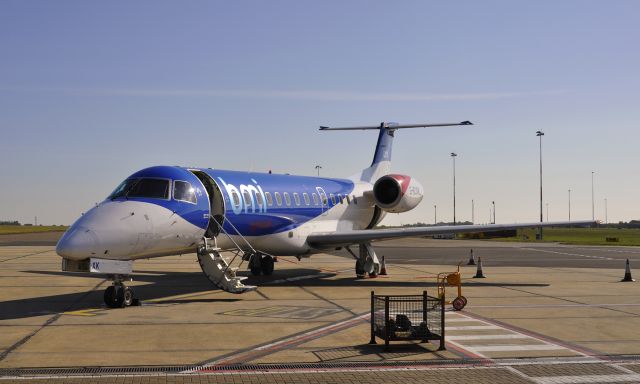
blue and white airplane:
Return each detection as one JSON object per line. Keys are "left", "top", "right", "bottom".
{"left": 56, "top": 121, "right": 594, "bottom": 308}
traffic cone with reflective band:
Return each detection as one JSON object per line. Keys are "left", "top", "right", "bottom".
{"left": 621, "top": 258, "right": 635, "bottom": 282}
{"left": 467, "top": 249, "right": 476, "bottom": 265}
{"left": 380, "top": 256, "right": 387, "bottom": 275}
{"left": 473, "top": 257, "right": 486, "bottom": 278}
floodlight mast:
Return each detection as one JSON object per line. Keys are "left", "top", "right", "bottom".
{"left": 319, "top": 121, "right": 473, "bottom": 131}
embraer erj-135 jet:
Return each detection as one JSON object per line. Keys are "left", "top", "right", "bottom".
{"left": 56, "top": 121, "right": 594, "bottom": 308}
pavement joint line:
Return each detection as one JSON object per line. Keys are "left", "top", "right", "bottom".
{"left": 504, "top": 365, "right": 536, "bottom": 383}
{"left": 466, "top": 303, "right": 640, "bottom": 309}
{"left": 0, "top": 250, "right": 51, "bottom": 264}
{"left": 194, "top": 312, "right": 370, "bottom": 369}
{"left": 0, "top": 279, "right": 107, "bottom": 363}
{"left": 296, "top": 284, "right": 358, "bottom": 316}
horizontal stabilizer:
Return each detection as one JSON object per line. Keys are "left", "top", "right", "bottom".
{"left": 319, "top": 121, "right": 472, "bottom": 131}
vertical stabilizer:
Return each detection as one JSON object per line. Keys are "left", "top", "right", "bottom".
{"left": 318, "top": 120, "right": 472, "bottom": 183}
{"left": 356, "top": 123, "right": 395, "bottom": 182}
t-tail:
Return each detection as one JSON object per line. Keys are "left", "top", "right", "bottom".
{"left": 319, "top": 121, "right": 473, "bottom": 182}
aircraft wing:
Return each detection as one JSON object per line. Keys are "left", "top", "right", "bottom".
{"left": 306, "top": 220, "right": 596, "bottom": 248}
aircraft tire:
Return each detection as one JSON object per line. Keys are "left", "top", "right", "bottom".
{"left": 122, "top": 287, "right": 134, "bottom": 307}
{"left": 260, "top": 255, "right": 274, "bottom": 276}
{"left": 104, "top": 286, "right": 124, "bottom": 308}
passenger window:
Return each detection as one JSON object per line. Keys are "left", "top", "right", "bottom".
{"left": 346, "top": 195, "right": 351, "bottom": 205}
{"left": 127, "top": 178, "right": 169, "bottom": 199}
{"left": 320, "top": 192, "right": 328, "bottom": 205}
{"left": 243, "top": 191, "right": 252, "bottom": 207}
{"left": 284, "top": 192, "right": 291, "bottom": 206}
{"left": 293, "top": 193, "right": 301, "bottom": 206}
{"left": 312, "top": 193, "right": 319, "bottom": 205}
{"left": 231, "top": 191, "right": 241, "bottom": 208}
{"left": 173, "top": 181, "right": 197, "bottom": 204}
{"left": 338, "top": 194, "right": 344, "bottom": 204}
{"left": 352, "top": 195, "right": 357, "bottom": 204}
{"left": 275, "top": 192, "right": 282, "bottom": 206}
{"left": 330, "top": 194, "right": 336, "bottom": 205}
{"left": 265, "top": 192, "right": 273, "bottom": 206}
{"left": 256, "top": 192, "right": 263, "bottom": 207}
{"left": 303, "top": 193, "right": 310, "bottom": 205}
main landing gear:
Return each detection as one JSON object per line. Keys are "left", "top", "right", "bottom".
{"left": 248, "top": 252, "right": 275, "bottom": 276}
{"left": 347, "top": 243, "right": 381, "bottom": 279}
{"left": 104, "top": 275, "right": 140, "bottom": 308}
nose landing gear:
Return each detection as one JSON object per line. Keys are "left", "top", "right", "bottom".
{"left": 104, "top": 275, "right": 140, "bottom": 308}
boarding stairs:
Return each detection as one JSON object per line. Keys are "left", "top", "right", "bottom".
{"left": 196, "top": 216, "right": 261, "bottom": 294}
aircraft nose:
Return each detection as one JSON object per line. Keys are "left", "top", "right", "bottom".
{"left": 56, "top": 227, "right": 99, "bottom": 260}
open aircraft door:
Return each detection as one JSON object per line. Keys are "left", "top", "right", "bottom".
{"left": 316, "top": 187, "right": 329, "bottom": 216}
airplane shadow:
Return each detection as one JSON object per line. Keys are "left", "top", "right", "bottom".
{"left": 1, "top": 268, "right": 548, "bottom": 321}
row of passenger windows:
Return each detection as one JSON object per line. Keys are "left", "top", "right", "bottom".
{"left": 108, "top": 178, "right": 197, "bottom": 204}
{"left": 230, "top": 190, "right": 358, "bottom": 208}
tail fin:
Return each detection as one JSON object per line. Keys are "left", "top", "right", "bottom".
{"left": 319, "top": 121, "right": 472, "bottom": 183}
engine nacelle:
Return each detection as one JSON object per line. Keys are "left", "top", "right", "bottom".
{"left": 372, "top": 174, "right": 424, "bottom": 213}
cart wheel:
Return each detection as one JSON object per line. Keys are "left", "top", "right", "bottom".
{"left": 452, "top": 297, "right": 466, "bottom": 311}
{"left": 459, "top": 296, "right": 468, "bottom": 306}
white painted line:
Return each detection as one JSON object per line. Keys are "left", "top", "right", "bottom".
{"left": 445, "top": 318, "right": 485, "bottom": 323}
{"left": 468, "top": 303, "right": 640, "bottom": 309}
{"left": 468, "top": 344, "right": 566, "bottom": 352}
{"left": 533, "top": 374, "right": 640, "bottom": 384}
{"left": 520, "top": 247, "right": 613, "bottom": 260}
{"left": 447, "top": 334, "right": 529, "bottom": 340}
{"left": 447, "top": 325, "right": 501, "bottom": 330}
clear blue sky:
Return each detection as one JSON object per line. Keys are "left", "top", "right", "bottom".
{"left": 1, "top": 1, "right": 639, "bottom": 226}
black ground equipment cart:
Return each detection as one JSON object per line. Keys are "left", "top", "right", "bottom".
{"left": 369, "top": 291, "right": 445, "bottom": 351}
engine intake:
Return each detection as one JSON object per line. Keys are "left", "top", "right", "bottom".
{"left": 373, "top": 174, "right": 424, "bottom": 213}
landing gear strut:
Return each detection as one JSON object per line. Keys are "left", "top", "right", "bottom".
{"left": 104, "top": 275, "right": 139, "bottom": 308}
{"left": 347, "top": 243, "right": 380, "bottom": 279}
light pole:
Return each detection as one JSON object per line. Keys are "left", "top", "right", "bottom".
{"left": 591, "top": 171, "right": 595, "bottom": 220}
{"left": 536, "top": 130, "right": 544, "bottom": 240}
{"left": 451, "top": 152, "right": 457, "bottom": 225}
{"left": 604, "top": 198, "right": 608, "bottom": 224}
{"left": 315, "top": 165, "right": 322, "bottom": 177}
{"left": 568, "top": 189, "right": 572, "bottom": 221}
{"left": 434, "top": 205, "right": 437, "bottom": 225}
{"left": 492, "top": 201, "right": 496, "bottom": 224}
{"left": 472, "top": 199, "right": 475, "bottom": 224}
{"left": 546, "top": 203, "right": 549, "bottom": 222}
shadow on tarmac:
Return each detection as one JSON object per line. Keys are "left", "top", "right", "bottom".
{"left": 1, "top": 267, "right": 548, "bottom": 321}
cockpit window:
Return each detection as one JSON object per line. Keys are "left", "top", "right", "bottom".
{"left": 108, "top": 179, "right": 139, "bottom": 200}
{"left": 173, "top": 180, "right": 197, "bottom": 204}
{"left": 127, "top": 178, "right": 170, "bottom": 199}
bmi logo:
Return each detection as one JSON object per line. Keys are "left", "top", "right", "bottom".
{"left": 217, "top": 177, "right": 267, "bottom": 215}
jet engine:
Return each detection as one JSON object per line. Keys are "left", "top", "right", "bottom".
{"left": 372, "top": 174, "right": 424, "bottom": 213}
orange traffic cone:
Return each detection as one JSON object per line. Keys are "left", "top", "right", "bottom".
{"left": 621, "top": 258, "right": 635, "bottom": 282}
{"left": 380, "top": 256, "right": 388, "bottom": 275}
{"left": 473, "top": 257, "right": 486, "bottom": 278}
{"left": 467, "top": 249, "right": 476, "bottom": 265}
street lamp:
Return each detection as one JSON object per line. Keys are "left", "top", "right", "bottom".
{"left": 546, "top": 202, "right": 549, "bottom": 222}
{"left": 536, "top": 130, "right": 544, "bottom": 240}
{"left": 434, "top": 204, "right": 437, "bottom": 225}
{"left": 451, "top": 152, "right": 457, "bottom": 225}
{"left": 315, "top": 165, "right": 322, "bottom": 177}
{"left": 604, "top": 198, "right": 608, "bottom": 224}
{"left": 568, "top": 189, "right": 572, "bottom": 221}
{"left": 471, "top": 199, "right": 475, "bottom": 224}
{"left": 492, "top": 201, "right": 496, "bottom": 224}
{"left": 591, "top": 171, "right": 595, "bottom": 220}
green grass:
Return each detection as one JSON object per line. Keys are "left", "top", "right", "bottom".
{"left": 0, "top": 225, "right": 68, "bottom": 235}
{"left": 492, "top": 227, "right": 640, "bottom": 246}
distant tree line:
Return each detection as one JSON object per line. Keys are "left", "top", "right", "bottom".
{"left": 0, "top": 221, "right": 20, "bottom": 226}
